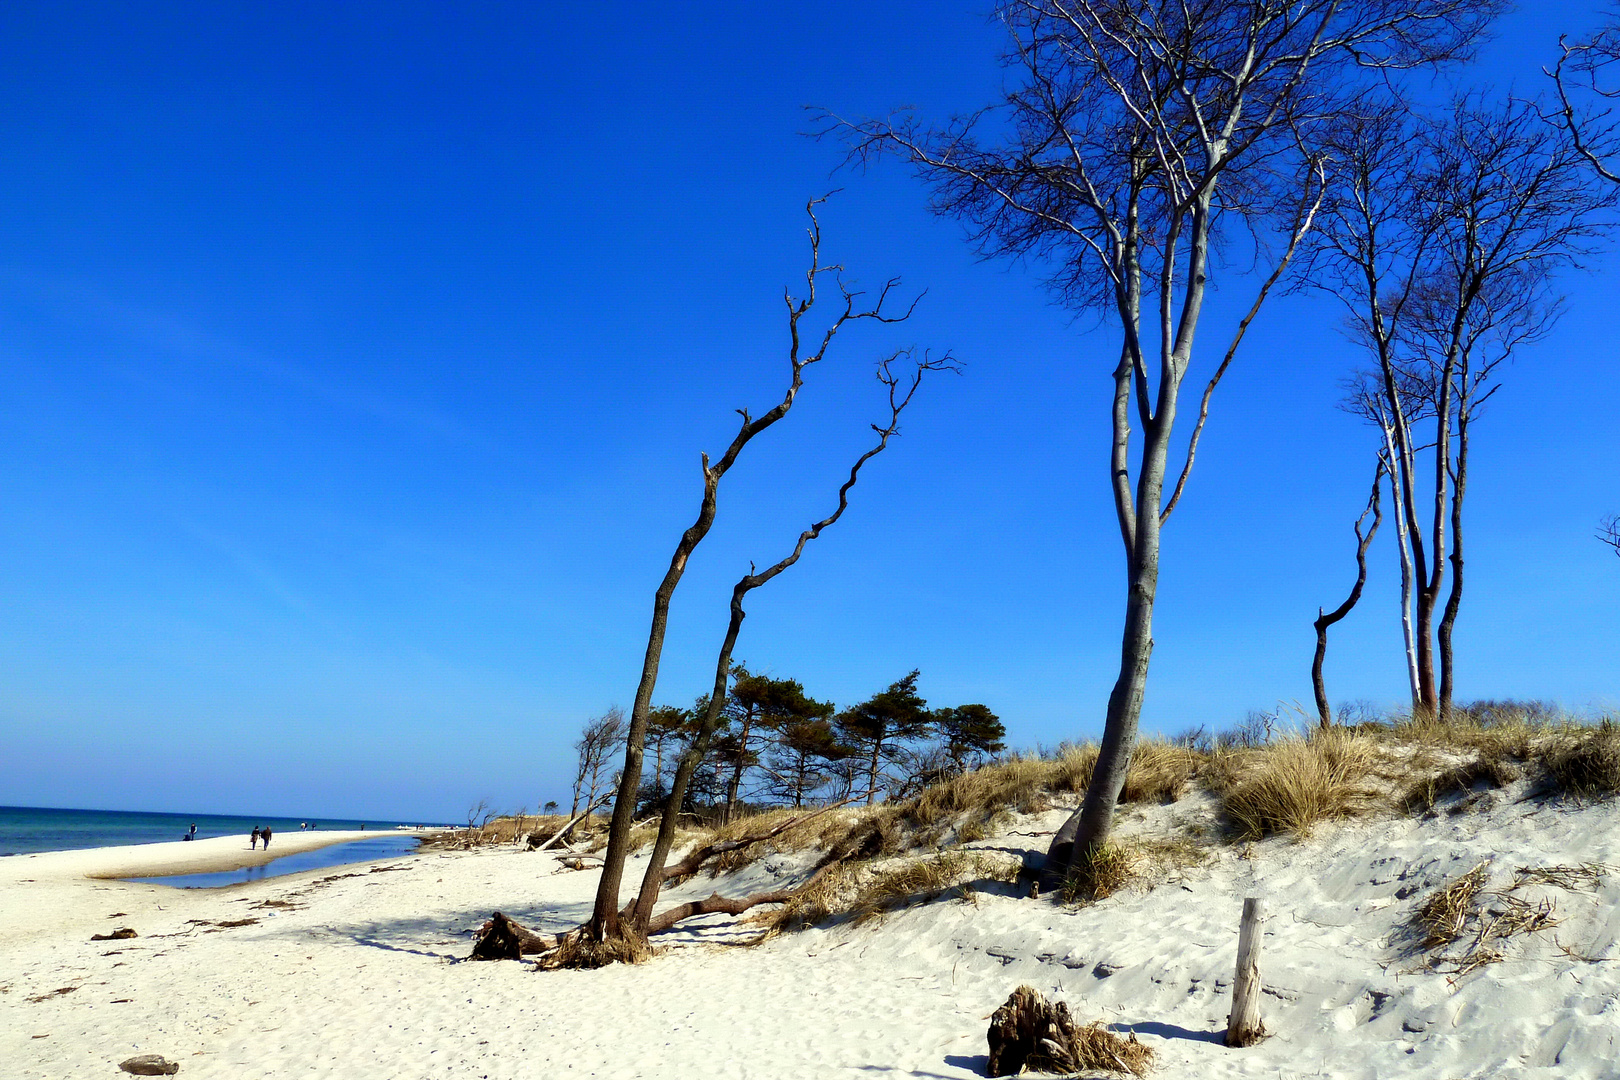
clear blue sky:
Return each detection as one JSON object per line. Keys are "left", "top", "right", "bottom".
{"left": 2, "top": 2, "right": 1615, "bottom": 823}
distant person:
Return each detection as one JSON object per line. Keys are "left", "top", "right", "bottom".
{"left": 250, "top": 827, "right": 260, "bottom": 850}
{"left": 189, "top": 823, "right": 198, "bottom": 840}
{"left": 261, "top": 825, "right": 273, "bottom": 849}
{"left": 310, "top": 823, "right": 317, "bottom": 830}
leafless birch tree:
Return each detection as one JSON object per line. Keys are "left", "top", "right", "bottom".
{"left": 1307, "top": 96, "right": 1612, "bottom": 718}
{"left": 826, "top": 0, "right": 1499, "bottom": 888}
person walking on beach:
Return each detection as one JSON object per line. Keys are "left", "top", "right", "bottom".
{"left": 261, "top": 825, "right": 273, "bottom": 849}
{"left": 250, "top": 827, "right": 260, "bottom": 850}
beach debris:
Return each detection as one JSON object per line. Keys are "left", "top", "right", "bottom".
{"left": 92, "top": 928, "right": 138, "bottom": 941}
{"left": 26, "top": 986, "right": 79, "bottom": 1003}
{"left": 119, "top": 1054, "right": 180, "bottom": 1075}
{"left": 470, "top": 911, "right": 558, "bottom": 961}
{"left": 986, "top": 985, "right": 1153, "bottom": 1076}
{"left": 1410, "top": 862, "right": 1608, "bottom": 976}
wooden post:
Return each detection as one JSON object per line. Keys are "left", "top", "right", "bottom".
{"left": 1226, "top": 896, "right": 1266, "bottom": 1047}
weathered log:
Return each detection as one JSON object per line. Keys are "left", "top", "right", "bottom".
{"left": 119, "top": 1055, "right": 179, "bottom": 1076}
{"left": 529, "top": 796, "right": 613, "bottom": 852}
{"left": 469, "top": 911, "right": 568, "bottom": 961}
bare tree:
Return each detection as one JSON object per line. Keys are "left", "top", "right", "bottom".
{"left": 827, "top": 0, "right": 1499, "bottom": 888}
{"left": 1601, "top": 515, "right": 1620, "bottom": 556}
{"left": 1551, "top": 10, "right": 1620, "bottom": 185}
{"left": 583, "top": 200, "right": 943, "bottom": 949}
{"left": 1312, "top": 460, "right": 1382, "bottom": 728}
{"left": 474, "top": 349, "right": 955, "bottom": 964}
{"left": 570, "top": 707, "right": 626, "bottom": 822}
{"left": 1308, "top": 96, "right": 1612, "bottom": 718}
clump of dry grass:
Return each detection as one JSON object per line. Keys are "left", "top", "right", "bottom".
{"left": 1072, "top": 1023, "right": 1155, "bottom": 1077}
{"left": 1062, "top": 841, "right": 1142, "bottom": 904}
{"left": 1401, "top": 756, "right": 1522, "bottom": 814}
{"left": 1217, "top": 731, "right": 1382, "bottom": 839}
{"left": 1415, "top": 861, "right": 1491, "bottom": 951}
{"left": 754, "top": 850, "right": 1019, "bottom": 931}
{"left": 903, "top": 746, "right": 1097, "bottom": 835}
{"left": 1119, "top": 740, "right": 1204, "bottom": 804}
{"left": 1539, "top": 721, "right": 1620, "bottom": 800}
{"left": 1058, "top": 836, "right": 1209, "bottom": 905}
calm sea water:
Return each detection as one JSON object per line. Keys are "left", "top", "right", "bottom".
{"left": 131, "top": 834, "right": 425, "bottom": 888}
{"left": 0, "top": 805, "right": 442, "bottom": 858}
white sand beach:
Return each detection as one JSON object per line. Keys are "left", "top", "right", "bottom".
{"left": 3, "top": 791, "right": 1618, "bottom": 1079}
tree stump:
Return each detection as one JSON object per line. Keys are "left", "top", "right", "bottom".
{"left": 1225, "top": 897, "right": 1266, "bottom": 1047}
{"left": 987, "top": 984, "right": 1082, "bottom": 1076}
{"left": 469, "top": 911, "right": 549, "bottom": 961}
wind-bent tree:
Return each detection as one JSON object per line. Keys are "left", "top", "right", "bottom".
{"left": 1307, "top": 96, "right": 1611, "bottom": 718}
{"left": 934, "top": 703, "right": 1006, "bottom": 773}
{"left": 835, "top": 670, "right": 933, "bottom": 804}
{"left": 715, "top": 667, "right": 834, "bottom": 823}
{"left": 580, "top": 202, "right": 949, "bottom": 951}
{"left": 1312, "top": 461, "right": 1382, "bottom": 728}
{"left": 716, "top": 668, "right": 835, "bottom": 818}
{"left": 830, "top": 0, "right": 1499, "bottom": 887}
{"left": 766, "top": 715, "right": 848, "bottom": 806}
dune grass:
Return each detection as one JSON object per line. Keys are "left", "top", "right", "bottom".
{"left": 1214, "top": 730, "right": 1384, "bottom": 840}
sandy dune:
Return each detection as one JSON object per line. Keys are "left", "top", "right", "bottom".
{"left": 3, "top": 791, "right": 1618, "bottom": 1079}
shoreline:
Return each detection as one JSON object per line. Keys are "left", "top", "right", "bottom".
{"left": 5, "top": 829, "right": 443, "bottom": 883}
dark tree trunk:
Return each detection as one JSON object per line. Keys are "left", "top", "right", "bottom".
{"left": 1312, "top": 464, "right": 1382, "bottom": 727}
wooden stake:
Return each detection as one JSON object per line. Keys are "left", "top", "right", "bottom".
{"left": 1226, "top": 896, "right": 1266, "bottom": 1047}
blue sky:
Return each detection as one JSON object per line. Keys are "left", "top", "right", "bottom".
{"left": 1, "top": 2, "right": 1616, "bottom": 823}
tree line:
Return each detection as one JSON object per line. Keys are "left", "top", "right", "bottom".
{"left": 571, "top": 666, "right": 1004, "bottom": 823}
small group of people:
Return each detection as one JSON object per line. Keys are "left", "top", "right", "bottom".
{"left": 298, "top": 821, "right": 318, "bottom": 831}
{"left": 249, "top": 825, "right": 274, "bottom": 850}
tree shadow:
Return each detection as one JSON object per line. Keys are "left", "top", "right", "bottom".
{"left": 1112, "top": 1020, "right": 1225, "bottom": 1044}
{"left": 943, "top": 1052, "right": 988, "bottom": 1073}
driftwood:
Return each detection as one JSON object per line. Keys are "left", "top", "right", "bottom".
{"left": 987, "top": 985, "right": 1152, "bottom": 1077}
{"left": 469, "top": 911, "right": 575, "bottom": 960}
{"left": 529, "top": 796, "right": 613, "bottom": 853}
{"left": 92, "top": 927, "right": 138, "bottom": 941}
{"left": 119, "top": 1056, "right": 180, "bottom": 1076}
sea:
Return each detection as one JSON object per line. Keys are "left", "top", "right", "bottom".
{"left": 0, "top": 804, "right": 456, "bottom": 889}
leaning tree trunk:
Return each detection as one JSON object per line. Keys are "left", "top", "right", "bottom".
{"left": 1437, "top": 409, "right": 1469, "bottom": 718}
{"left": 1042, "top": 190, "right": 1206, "bottom": 888}
{"left": 1312, "top": 463, "right": 1382, "bottom": 727}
